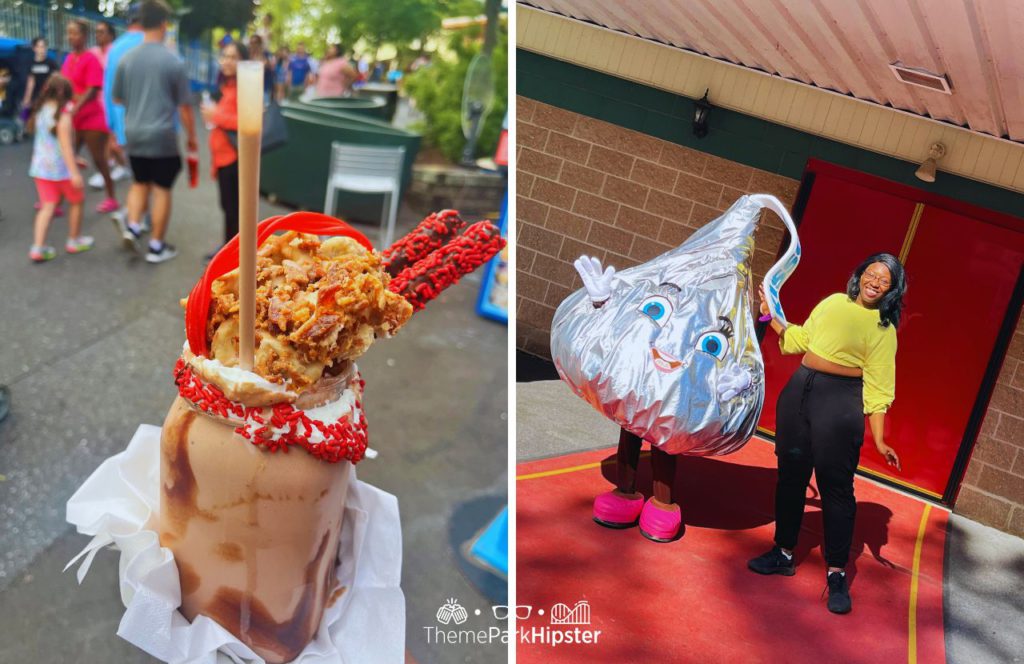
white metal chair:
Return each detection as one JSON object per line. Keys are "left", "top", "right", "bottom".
{"left": 323, "top": 142, "right": 406, "bottom": 248}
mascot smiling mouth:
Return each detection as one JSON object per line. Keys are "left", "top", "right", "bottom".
{"left": 651, "top": 347, "right": 683, "bottom": 373}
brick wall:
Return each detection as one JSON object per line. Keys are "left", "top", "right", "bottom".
{"left": 516, "top": 96, "right": 797, "bottom": 358}
{"left": 516, "top": 95, "right": 1024, "bottom": 536}
{"left": 961, "top": 325, "right": 1024, "bottom": 536}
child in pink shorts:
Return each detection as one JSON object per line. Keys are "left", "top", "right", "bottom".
{"left": 26, "top": 74, "right": 92, "bottom": 262}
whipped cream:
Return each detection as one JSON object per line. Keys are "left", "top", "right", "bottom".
{"left": 183, "top": 342, "right": 295, "bottom": 397}
{"left": 180, "top": 345, "right": 377, "bottom": 460}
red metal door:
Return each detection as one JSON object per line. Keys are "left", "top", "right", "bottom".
{"left": 757, "top": 171, "right": 916, "bottom": 434}
{"left": 758, "top": 161, "right": 1024, "bottom": 502}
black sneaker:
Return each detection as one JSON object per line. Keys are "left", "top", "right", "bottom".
{"left": 146, "top": 243, "right": 178, "bottom": 264}
{"left": 111, "top": 210, "right": 141, "bottom": 253}
{"left": 747, "top": 546, "right": 796, "bottom": 576}
{"left": 825, "top": 571, "right": 852, "bottom": 614}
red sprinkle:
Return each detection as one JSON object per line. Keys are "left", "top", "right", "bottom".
{"left": 388, "top": 221, "right": 505, "bottom": 311}
{"left": 172, "top": 361, "right": 368, "bottom": 464}
{"left": 382, "top": 210, "right": 466, "bottom": 277}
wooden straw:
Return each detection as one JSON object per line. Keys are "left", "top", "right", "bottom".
{"left": 236, "top": 61, "right": 264, "bottom": 370}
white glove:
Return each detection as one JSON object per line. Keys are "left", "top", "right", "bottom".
{"left": 717, "top": 363, "right": 753, "bottom": 401}
{"left": 574, "top": 255, "right": 616, "bottom": 304}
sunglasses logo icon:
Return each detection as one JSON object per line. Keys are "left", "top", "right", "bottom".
{"left": 492, "top": 605, "right": 532, "bottom": 620}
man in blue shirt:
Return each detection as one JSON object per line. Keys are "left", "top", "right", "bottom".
{"left": 104, "top": 4, "right": 145, "bottom": 222}
{"left": 104, "top": 5, "right": 144, "bottom": 154}
{"left": 288, "top": 41, "right": 314, "bottom": 94}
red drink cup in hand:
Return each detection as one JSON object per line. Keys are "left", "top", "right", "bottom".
{"left": 187, "top": 151, "right": 199, "bottom": 188}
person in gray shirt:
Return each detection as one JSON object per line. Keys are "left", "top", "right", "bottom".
{"left": 111, "top": 0, "right": 196, "bottom": 264}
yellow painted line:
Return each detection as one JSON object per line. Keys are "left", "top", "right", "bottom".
{"left": 908, "top": 504, "right": 932, "bottom": 664}
{"left": 899, "top": 203, "right": 924, "bottom": 264}
{"left": 516, "top": 460, "right": 605, "bottom": 481}
{"left": 517, "top": 451, "right": 651, "bottom": 481}
{"left": 856, "top": 466, "right": 944, "bottom": 499}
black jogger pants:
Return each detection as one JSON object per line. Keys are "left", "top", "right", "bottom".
{"left": 217, "top": 160, "right": 240, "bottom": 245}
{"left": 773, "top": 365, "right": 865, "bottom": 568}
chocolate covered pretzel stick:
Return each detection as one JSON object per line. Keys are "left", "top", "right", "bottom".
{"left": 383, "top": 209, "right": 466, "bottom": 277}
{"left": 388, "top": 221, "right": 505, "bottom": 311}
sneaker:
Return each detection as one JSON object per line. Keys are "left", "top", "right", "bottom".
{"left": 825, "top": 571, "right": 852, "bottom": 614}
{"left": 110, "top": 164, "right": 128, "bottom": 181}
{"left": 747, "top": 546, "right": 796, "bottom": 576}
{"left": 65, "top": 236, "right": 95, "bottom": 254}
{"left": 146, "top": 242, "right": 178, "bottom": 264}
{"left": 29, "top": 245, "right": 56, "bottom": 263}
{"left": 111, "top": 212, "right": 141, "bottom": 252}
{"left": 88, "top": 172, "right": 105, "bottom": 189}
{"left": 95, "top": 197, "right": 120, "bottom": 214}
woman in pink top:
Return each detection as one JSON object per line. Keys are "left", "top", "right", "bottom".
{"left": 314, "top": 44, "right": 355, "bottom": 98}
{"left": 88, "top": 20, "right": 127, "bottom": 190}
{"left": 89, "top": 20, "right": 114, "bottom": 68}
{"left": 62, "top": 19, "right": 118, "bottom": 213}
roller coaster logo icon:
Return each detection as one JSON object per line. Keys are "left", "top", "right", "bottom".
{"left": 549, "top": 600, "right": 591, "bottom": 625}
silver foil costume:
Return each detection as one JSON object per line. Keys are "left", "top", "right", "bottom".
{"left": 551, "top": 194, "right": 800, "bottom": 456}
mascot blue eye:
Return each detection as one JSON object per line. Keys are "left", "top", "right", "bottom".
{"left": 696, "top": 331, "right": 729, "bottom": 361}
{"left": 638, "top": 295, "right": 673, "bottom": 327}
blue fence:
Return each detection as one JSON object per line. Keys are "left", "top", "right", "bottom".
{"left": 0, "top": 2, "right": 216, "bottom": 90}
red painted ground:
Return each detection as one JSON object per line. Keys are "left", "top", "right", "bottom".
{"left": 516, "top": 438, "right": 948, "bottom": 663}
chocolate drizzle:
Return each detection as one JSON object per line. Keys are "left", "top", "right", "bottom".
{"left": 161, "top": 407, "right": 217, "bottom": 535}
{"left": 215, "top": 542, "right": 244, "bottom": 562}
{"left": 162, "top": 409, "right": 198, "bottom": 532}
{"left": 206, "top": 530, "right": 336, "bottom": 663}
{"left": 177, "top": 560, "right": 201, "bottom": 597}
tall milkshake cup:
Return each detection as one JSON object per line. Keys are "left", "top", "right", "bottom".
{"left": 160, "top": 356, "right": 360, "bottom": 663}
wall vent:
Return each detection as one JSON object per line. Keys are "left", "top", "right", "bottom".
{"left": 889, "top": 62, "right": 952, "bottom": 94}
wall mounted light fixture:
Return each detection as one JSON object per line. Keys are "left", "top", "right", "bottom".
{"left": 915, "top": 142, "right": 946, "bottom": 183}
{"left": 693, "top": 89, "right": 711, "bottom": 138}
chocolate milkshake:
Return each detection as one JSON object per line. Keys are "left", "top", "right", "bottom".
{"left": 155, "top": 210, "right": 504, "bottom": 661}
{"left": 160, "top": 229, "right": 410, "bottom": 663}
{"left": 160, "top": 392, "right": 352, "bottom": 663}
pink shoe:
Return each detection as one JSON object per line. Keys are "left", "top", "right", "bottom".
{"left": 34, "top": 202, "right": 64, "bottom": 216}
{"left": 639, "top": 499, "right": 682, "bottom": 543}
{"left": 593, "top": 490, "right": 644, "bottom": 529}
{"left": 96, "top": 197, "right": 120, "bottom": 213}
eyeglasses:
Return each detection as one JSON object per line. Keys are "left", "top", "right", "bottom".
{"left": 492, "top": 605, "right": 532, "bottom": 620}
{"left": 862, "top": 271, "right": 891, "bottom": 288}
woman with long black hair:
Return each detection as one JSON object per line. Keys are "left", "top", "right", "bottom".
{"left": 200, "top": 41, "right": 247, "bottom": 258}
{"left": 748, "top": 253, "right": 905, "bottom": 615}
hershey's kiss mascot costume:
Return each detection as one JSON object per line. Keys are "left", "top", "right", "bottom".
{"left": 551, "top": 194, "right": 801, "bottom": 542}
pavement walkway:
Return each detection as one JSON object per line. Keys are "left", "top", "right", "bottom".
{"left": 517, "top": 376, "right": 1024, "bottom": 664}
{"left": 0, "top": 130, "right": 508, "bottom": 664}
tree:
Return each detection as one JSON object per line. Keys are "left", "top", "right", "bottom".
{"left": 177, "top": 0, "right": 255, "bottom": 39}
{"left": 328, "top": 0, "right": 443, "bottom": 53}
{"left": 404, "top": 24, "right": 508, "bottom": 163}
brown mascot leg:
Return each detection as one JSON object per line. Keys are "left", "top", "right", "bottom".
{"left": 650, "top": 446, "right": 677, "bottom": 507}
{"left": 615, "top": 428, "right": 643, "bottom": 494}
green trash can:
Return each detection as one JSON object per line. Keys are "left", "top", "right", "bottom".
{"left": 353, "top": 83, "right": 398, "bottom": 122}
{"left": 261, "top": 103, "right": 421, "bottom": 238}
{"left": 299, "top": 96, "right": 389, "bottom": 122}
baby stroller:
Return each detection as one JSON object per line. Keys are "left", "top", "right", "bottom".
{"left": 0, "top": 41, "right": 30, "bottom": 145}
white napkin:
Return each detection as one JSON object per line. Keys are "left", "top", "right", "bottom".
{"left": 65, "top": 424, "right": 405, "bottom": 664}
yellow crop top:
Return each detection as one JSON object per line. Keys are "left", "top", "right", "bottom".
{"left": 780, "top": 293, "right": 897, "bottom": 414}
